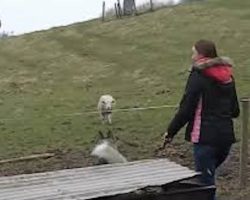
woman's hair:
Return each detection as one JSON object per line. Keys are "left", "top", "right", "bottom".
{"left": 194, "top": 40, "right": 218, "bottom": 58}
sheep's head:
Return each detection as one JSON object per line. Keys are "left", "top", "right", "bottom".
{"left": 100, "top": 95, "right": 115, "bottom": 112}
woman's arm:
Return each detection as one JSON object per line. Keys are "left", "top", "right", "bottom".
{"left": 167, "top": 71, "right": 204, "bottom": 138}
{"left": 231, "top": 82, "right": 240, "bottom": 118}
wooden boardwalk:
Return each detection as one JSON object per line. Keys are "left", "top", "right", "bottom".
{"left": 0, "top": 159, "right": 198, "bottom": 200}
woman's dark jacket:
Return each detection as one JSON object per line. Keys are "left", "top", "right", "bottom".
{"left": 167, "top": 57, "right": 240, "bottom": 147}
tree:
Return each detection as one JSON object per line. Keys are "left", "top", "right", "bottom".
{"left": 123, "top": 0, "right": 137, "bottom": 15}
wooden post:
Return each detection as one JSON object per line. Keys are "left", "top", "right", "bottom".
{"left": 240, "top": 97, "right": 250, "bottom": 188}
{"left": 150, "top": 0, "right": 154, "bottom": 11}
{"left": 102, "top": 1, "right": 106, "bottom": 22}
{"left": 117, "top": 0, "right": 122, "bottom": 18}
{"left": 0, "top": 153, "right": 55, "bottom": 164}
{"left": 133, "top": 0, "right": 138, "bottom": 15}
{"left": 115, "top": 3, "right": 119, "bottom": 18}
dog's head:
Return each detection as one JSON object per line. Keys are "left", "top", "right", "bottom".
{"left": 96, "top": 130, "right": 117, "bottom": 147}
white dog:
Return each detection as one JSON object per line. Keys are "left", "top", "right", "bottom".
{"left": 97, "top": 95, "right": 115, "bottom": 124}
{"left": 91, "top": 140, "right": 127, "bottom": 164}
{"left": 91, "top": 131, "right": 127, "bottom": 164}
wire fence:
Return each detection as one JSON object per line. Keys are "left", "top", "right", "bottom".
{"left": 0, "top": 104, "right": 178, "bottom": 121}
{"left": 1, "top": 97, "right": 248, "bottom": 189}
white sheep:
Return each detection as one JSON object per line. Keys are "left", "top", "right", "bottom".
{"left": 97, "top": 95, "right": 115, "bottom": 124}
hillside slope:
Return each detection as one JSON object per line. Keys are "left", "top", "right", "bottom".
{"left": 0, "top": 1, "right": 249, "bottom": 191}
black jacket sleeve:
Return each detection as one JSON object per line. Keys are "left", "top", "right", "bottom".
{"left": 167, "top": 71, "right": 203, "bottom": 138}
{"left": 231, "top": 82, "right": 240, "bottom": 118}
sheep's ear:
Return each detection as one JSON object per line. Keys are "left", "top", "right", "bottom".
{"left": 98, "top": 131, "right": 105, "bottom": 139}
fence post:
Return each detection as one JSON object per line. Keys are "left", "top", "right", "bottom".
{"left": 102, "top": 1, "right": 106, "bottom": 22}
{"left": 117, "top": 0, "right": 122, "bottom": 18}
{"left": 240, "top": 97, "right": 250, "bottom": 188}
{"left": 115, "top": 3, "right": 119, "bottom": 18}
{"left": 133, "top": 0, "right": 138, "bottom": 15}
{"left": 150, "top": 0, "right": 154, "bottom": 11}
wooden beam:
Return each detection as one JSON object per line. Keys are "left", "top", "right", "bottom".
{"left": 102, "top": 1, "right": 106, "bottom": 22}
{"left": 240, "top": 97, "right": 250, "bottom": 188}
{"left": 0, "top": 153, "right": 55, "bottom": 164}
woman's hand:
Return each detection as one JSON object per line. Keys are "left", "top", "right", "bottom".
{"left": 159, "top": 132, "right": 173, "bottom": 150}
{"left": 163, "top": 132, "right": 173, "bottom": 144}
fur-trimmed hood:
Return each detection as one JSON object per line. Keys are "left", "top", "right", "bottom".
{"left": 192, "top": 56, "right": 234, "bottom": 84}
{"left": 193, "top": 56, "right": 234, "bottom": 70}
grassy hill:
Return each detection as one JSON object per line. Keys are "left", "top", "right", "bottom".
{"left": 0, "top": 0, "right": 249, "bottom": 197}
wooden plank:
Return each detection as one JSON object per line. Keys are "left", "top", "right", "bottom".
{"left": 0, "top": 153, "right": 55, "bottom": 165}
{"left": 0, "top": 159, "right": 198, "bottom": 200}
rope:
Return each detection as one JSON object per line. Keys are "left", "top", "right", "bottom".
{"left": 0, "top": 104, "right": 178, "bottom": 121}
{"left": 61, "top": 104, "right": 178, "bottom": 116}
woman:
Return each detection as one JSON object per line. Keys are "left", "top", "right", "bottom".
{"left": 164, "top": 40, "right": 240, "bottom": 190}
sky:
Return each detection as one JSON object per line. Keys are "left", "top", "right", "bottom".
{"left": 0, "top": 0, "right": 181, "bottom": 35}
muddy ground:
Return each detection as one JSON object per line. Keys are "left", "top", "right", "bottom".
{"left": 0, "top": 141, "right": 249, "bottom": 200}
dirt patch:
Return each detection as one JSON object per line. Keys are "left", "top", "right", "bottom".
{"left": 0, "top": 149, "right": 95, "bottom": 176}
{"left": 155, "top": 142, "right": 249, "bottom": 199}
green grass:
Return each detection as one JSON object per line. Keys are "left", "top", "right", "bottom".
{"left": 0, "top": 0, "right": 249, "bottom": 197}
{"left": 0, "top": 0, "right": 249, "bottom": 170}
{"left": 0, "top": 0, "right": 250, "bottom": 158}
